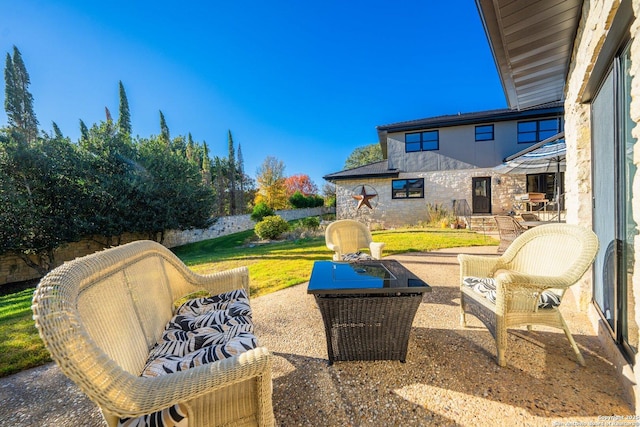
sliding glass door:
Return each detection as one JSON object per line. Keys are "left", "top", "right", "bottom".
{"left": 591, "top": 42, "right": 637, "bottom": 358}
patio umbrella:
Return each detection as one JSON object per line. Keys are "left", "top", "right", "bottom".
{"left": 494, "top": 132, "right": 565, "bottom": 221}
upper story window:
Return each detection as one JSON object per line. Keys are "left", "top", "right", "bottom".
{"left": 405, "top": 130, "right": 439, "bottom": 152}
{"left": 392, "top": 178, "right": 424, "bottom": 199}
{"left": 517, "top": 118, "right": 562, "bottom": 143}
{"left": 475, "top": 124, "right": 494, "bottom": 141}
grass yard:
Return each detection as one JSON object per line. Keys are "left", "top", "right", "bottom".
{"left": 0, "top": 227, "right": 497, "bottom": 377}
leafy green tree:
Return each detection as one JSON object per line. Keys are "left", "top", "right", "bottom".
{"left": 4, "top": 46, "right": 38, "bottom": 142}
{"left": 117, "top": 81, "right": 131, "bottom": 137}
{"left": 344, "top": 143, "right": 383, "bottom": 169}
{"left": 237, "top": 143, "right": 246, "bottom": 211}
{"left": 135, "top": 136, "right": 214, "bottom": 238}
{"left": 255, "top": 156, "right": 288, "bottom": 209}
{"left": 0, "top": 130, "right": 88, "bottom": 274}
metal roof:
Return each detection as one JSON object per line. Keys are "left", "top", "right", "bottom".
{"left": 323, "top": 160, "right": 399, "bottom": 182}
{"left": 475, "top": 0, "right": 584, "bottom": 110}
{"left": 376, "top": 102, "right": 563, "bottom": 158}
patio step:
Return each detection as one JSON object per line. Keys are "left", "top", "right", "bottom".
{"left": 467, "top": 215, "right": 498, "bottom": 233}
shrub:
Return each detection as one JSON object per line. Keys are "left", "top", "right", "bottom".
{"left": 300, "top": 216, "right": 320, "bottom": 230}
{"left": 251, "top": 202, "right": 274, "bottom": 222}
{"left": 254, "top": 215, "right": 289, "bottom": 240}
{"left": 289, "top": 191, "right": 308, "bottom": 208}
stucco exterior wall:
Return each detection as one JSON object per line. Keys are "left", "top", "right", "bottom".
{"left": 385, "top": 119, "right": 559, "bottom": 172}
{"left": 334, "top": 170, "right": 525, "bottom": 228}
{"left": 564, "top": 0, "right": 639, "bottom": 410}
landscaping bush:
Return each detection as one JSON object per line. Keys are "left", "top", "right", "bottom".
{"left": 289, "top": 191, "right": 325, "bottom": 209}
{"left": 300, "top": 216, "right": 320, "bottom": 230}
{"left": 254, "top": 215, "right": 289, "bottom": 240}
{"left": 251, "top": 202, "right": 275, "bottom": 222}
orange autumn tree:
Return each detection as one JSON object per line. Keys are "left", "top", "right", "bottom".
{"left": 284, "top": 174, "right": 318, "bottom": 197}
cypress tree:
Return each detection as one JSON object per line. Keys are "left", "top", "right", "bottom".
{"left": 201, "top": 142, "right": 211, "bottom": 186}
{"left": 4, "top": 46, "right": 38, "bottom": 142}
{"left": 159, "top": 110, "right": 170, "bottom": 145}
{"left": 52, "top": 121, "right": 63, "bottom": 139}
{"left": 117, "top": 81, "right": 131, "bottom": 136}
{"left": 79, "top": 119, "right": 89, "bottom": 146}
{"left": 227, "top": 130, "right": 236, "bottom": 214}
{"left": 237, "top": 143, "right": 245, "bottom": 213}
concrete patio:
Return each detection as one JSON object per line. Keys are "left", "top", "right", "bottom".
{"left": 0, "top": 246, "right": 633, "bottom": 426}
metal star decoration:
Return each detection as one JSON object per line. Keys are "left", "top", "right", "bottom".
{"left": 352, "top": 186, "right": 376, "bottom": 210}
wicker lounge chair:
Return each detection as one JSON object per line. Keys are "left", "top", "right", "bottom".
{"left": 325, "top": 219, "right": 385, "bottom": 261}
{"left": 494, "top": 215, "right": 526, "bottom": 252}
{"left": 458, "top": 223, "right": 599, "bottom": 367}
{"left": 32, "top": 240, "right": 274, "bottom": 427}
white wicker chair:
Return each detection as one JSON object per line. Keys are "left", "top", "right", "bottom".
{"left": 325, "top": 219, "right": 385, "bottom": 261}
{"left": 32, "top": 240, "right": 274, "bottom": 427}
{"left": 458, "top": 223, "right": 598, "bottom": 367}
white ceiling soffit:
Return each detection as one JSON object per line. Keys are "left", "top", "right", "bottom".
{"left": 475, "top": 0, "right": 584, "bottom": 110}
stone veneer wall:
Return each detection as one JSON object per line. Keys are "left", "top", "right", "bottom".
{"left": 0, "top": 207, "right": 330, "bottom": 287}
{"left": 334, "top": 169, "right": 526, "bottom": 228}
{"left": 564, "top": 0, "right": 640, "bottom": 409}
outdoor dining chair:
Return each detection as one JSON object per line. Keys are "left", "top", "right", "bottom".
{"left": 325, "top": 219, "right": 385, "bottom": 261}
{"left": 458, "top": 223, "right": 599, "bottom": 367}
{"left": 494, "top": 215, "right": 527, "bottom": 252}
{"left": 520, "top": 212, "right": 540, "bottom": 221}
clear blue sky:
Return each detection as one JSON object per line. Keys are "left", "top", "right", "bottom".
{"left": 0, "top": 0, "right": 506, "bottom": 188}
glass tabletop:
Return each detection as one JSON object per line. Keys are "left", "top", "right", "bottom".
{"left": 307, "top": 260, "right": 431, "bottom": 294}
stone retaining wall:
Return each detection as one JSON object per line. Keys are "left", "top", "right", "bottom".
{"left": 0, "top": 207, "right": 332, "bottom": 287}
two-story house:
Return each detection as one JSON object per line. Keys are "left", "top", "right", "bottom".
{"left": 324, "top": 103, "right": 564, "bottom": 228}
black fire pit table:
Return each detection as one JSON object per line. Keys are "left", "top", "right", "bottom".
{"left": 307, "top": 259, "right": 431, "bottom": 365}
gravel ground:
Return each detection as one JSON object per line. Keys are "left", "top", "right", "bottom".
{"left": 0, "top": 246, "right": 633, "bottom": 426}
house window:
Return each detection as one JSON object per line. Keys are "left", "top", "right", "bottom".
{"left": 405, "top": 131, "right": 439, "bottom": 152}
{"left": 475, "top": 125, "right": 494, "bottom": 141}
{"left": 517, "top": 118, "right": 562, "bottom": 143}
{"left": 392, "top": 178, "right": 424, "bottom": 199}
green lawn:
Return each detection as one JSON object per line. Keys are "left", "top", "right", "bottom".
{"left": 0, "top": 227, "right": 497, "bottom": 377}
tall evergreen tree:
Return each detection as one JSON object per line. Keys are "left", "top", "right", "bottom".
{"left": 105, "top": 106, "right": 113, "bottom": 122}
{"left": 117, "top": 81, "right": 131, "bottom": 136}
{"left": 52, "top": 121, "right": 63, "bottom": 139}
{"left": 201, "top": 142, "right": 212, "bottom": 186}
{"left": 79, "top": 119, "right": 89, "bottom": 146}
{"left": 159, "top": 110, "right": 170, "bottom": 145}
{"left": 186, "top": 132, "right": 196, "bottom": 163}
{"left": 237, "top": 143, "right": 245, "bottom": 212}
{"left": 227, "top": 130, "right": 237, "bottom": 214}
{"left": 4, "top": 46, "right": 38, "bottom": 142}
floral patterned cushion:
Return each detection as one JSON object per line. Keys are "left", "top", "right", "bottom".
{"left": 118, "top": 288, "right": 257, "bottom": 427}
{"left": 462, "top": 276, "right": 561, "bottom": 309}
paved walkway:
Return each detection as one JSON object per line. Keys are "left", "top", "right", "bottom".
{"left": 0, "top": 246, "right": 633, "bottom": 426}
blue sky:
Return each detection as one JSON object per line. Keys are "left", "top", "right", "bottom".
{"left": 0, "top": 0, "right": 505, "bottom": 188}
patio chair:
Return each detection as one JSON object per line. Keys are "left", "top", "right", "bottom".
{"left": 520, "top": 212, "right": 540, "bottom": 221}
{"left": 325, "top": 219, "right": 385, "bottom": 261}
{"left": 458, "top": 223, "right": 599, "bottom": 366}
{"left": 494, "top": 215, "right": 526, "bottom": 252}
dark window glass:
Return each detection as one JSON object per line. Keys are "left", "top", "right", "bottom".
{"left": 475, "top": 125, "right": 494, "bottom": 141}
{"left": 392, "top": 178, "right": 424, "bottom": 199}
{"left": 517, "top": 118, "right": 562, "bottom": 143}
{"left": 404, "top": 131, "right": 439, "bottom": 152}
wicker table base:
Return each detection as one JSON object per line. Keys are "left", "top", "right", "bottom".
{"left": 314, "top": 293, "right": 423, "bottom": 364}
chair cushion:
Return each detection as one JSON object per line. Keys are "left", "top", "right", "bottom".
{"left": 462, "top": 276, "right": 561, "bottom": 309}
{"left": 341, "top": 252, "right": 373, "bottom": 261}
{"left": 118, "top": 289, "right": 257, "bottom": 427}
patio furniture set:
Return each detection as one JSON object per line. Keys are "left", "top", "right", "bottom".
{"left": 31, "top": 219, "right": 598, "bottom": 426}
